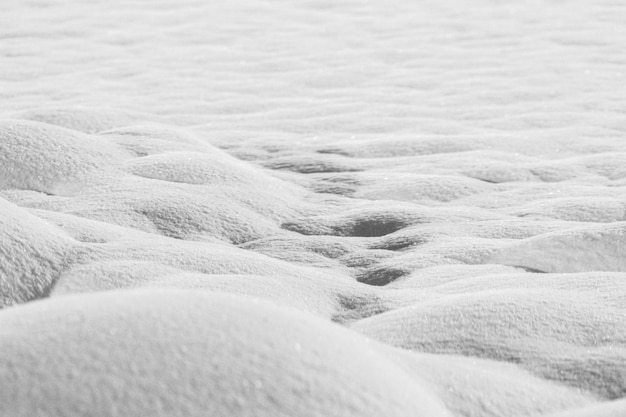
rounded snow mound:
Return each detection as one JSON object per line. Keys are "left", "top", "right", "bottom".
{"left": 0, "top": 119, "right": 127, "bottom": 195}
{"left": 352, "top": 289, "right": 626, "bottom": 398}
{"left": 0, "top": 289, "right": 451, "bottom": 417}
{"left": 487, "top": 222, "right": 626, "bottom": 273}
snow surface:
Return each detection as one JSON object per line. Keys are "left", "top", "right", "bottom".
{"left": 1, "top": 0, "right": 626, "bottom": 416}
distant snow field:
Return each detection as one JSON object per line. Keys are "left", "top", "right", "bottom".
{"left": 1, "top": 0, "right": 625, "bottom": 416}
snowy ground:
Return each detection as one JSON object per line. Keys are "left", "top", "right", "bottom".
{"left": 1, "top": 0, "right": 625, "bottom": 416}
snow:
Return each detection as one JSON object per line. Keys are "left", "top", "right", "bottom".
{"left": 0, "top": 289, "right": 451, "bottom": 417}
{"left": 1, "top": 0, "right": 626, "bottom": 415}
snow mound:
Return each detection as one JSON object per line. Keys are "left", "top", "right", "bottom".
{"left": 0, "top": 124, "right": 311, "bottom": 244}
{"left": 488, "top": 222, "right": 626, "bottom": 272}
{"left": 0, "top": 289, "right": 451, "bottom": 417}
{"left": 0, "top": 120, "right": 127, "bottom": 195}
{"left": 509, "top": 197, "right": 626, "bottom": 223}
{"left": 352, "top": 289, "right": 626, "bottom": 398}
{"left": 0, "top": 198, "right": 76, "bottom": 307}
{"left": 393, "top": 351, "right": 595, "bottom": 417}
{"left": 126, "top": 151, "right": 276, "bottom": 186}
{"left": 53, "top": 260, "right": 346, "bottom": 319}
{"left": 355, "top": 173, "right": 492, "bottom": 203}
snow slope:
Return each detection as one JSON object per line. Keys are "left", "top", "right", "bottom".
{"left": 1, "top": 0, "right": 625, "bottom": 416}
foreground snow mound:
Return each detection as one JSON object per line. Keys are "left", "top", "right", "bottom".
{"left": 0, "top": 289, "right": 451, "bottom": 417}
{"left": 352, "top": 289, "right": 626, "bottom": 398}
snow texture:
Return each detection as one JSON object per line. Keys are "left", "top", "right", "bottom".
{"left": 1, "top": 0, "right": 625, "bottom": 416}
